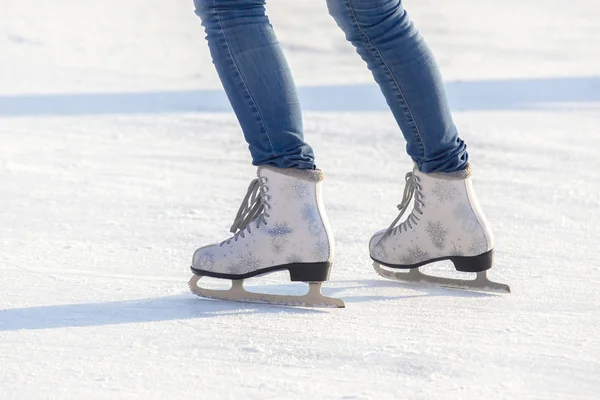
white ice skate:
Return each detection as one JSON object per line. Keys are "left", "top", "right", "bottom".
{"left": 370, "top": 165, "right": 510, "bottom": 293}
{"left": 189, "top": 166, "right": 344, "bottom": 308}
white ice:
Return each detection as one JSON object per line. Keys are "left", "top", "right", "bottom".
{"left": 1, "top": 0, "right": 599, "bottom": 399}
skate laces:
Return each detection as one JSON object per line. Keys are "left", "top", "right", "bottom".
{"left": 221, "top": 177, "right": 270, "bottom": 245}
{"left": 381, "top": 172, "right": 425, "bottom": 240}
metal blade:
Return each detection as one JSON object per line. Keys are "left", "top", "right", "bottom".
{"left": 188, "top": 275, "right": 345, "bottom": 308}
{"left": 374, "top": 263, "right": 511, "bottom": 294}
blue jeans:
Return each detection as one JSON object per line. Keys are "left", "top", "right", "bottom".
{"left": 194, "top": 0, "right": 468, "bottom": 173}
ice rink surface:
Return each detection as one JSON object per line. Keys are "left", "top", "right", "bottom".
{"left": 1, "top": 1, "right": 599, "bottom": 399}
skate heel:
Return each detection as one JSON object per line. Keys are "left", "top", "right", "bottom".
{"left": 451, "top": 249, "right": 494, "bottom": 273}
{"left": 287, "top": 262, "right": 332, "bottom": 282}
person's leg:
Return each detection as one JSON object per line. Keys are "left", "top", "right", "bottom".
{"left": 326, "top": 0, "right": 467, "bottom": 173}
{"left": 327, "top": 0, "right": 501, "bottom": 289}
{"left": 189, "top": 1, "right": 341, "bottom": 307}
{"left": 195, "top": 0, "right": 315, "bottom": 169}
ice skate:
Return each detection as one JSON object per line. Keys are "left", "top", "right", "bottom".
{"left": 370, "top": 165, "right": 510, "bottom": 293}
{"left": 189, "top": 166, "right": 345, "bottom": 308}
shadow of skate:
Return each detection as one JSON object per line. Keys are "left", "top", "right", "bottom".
{"left": 332, "top": 293, "right": 425, "bottom": 303}
{"left": 0, "top": 293, "right": 326, "bottom": 332}
{"left": 330, "top": 279, "right": 498, "bottom": 299}
{"left": 320, "top": 283, "right": 425, "bottom": 303}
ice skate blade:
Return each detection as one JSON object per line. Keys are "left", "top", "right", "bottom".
{"left": 373, "top": 263, "right": 511, "bottom": 294}
{"left": 188, "top": 275, "right": 345, "bottom": 308}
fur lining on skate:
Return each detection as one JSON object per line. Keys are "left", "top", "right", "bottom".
{"left": 421, "top": 164, "right": 473, "bottom": 180}
{"left": 259, "top": 166, "right": 324, "bottom": 182}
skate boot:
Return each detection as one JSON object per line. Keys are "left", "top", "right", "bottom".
{"left": 189, "top": 166, "right": 344, "bottom": 307}
{"left": 370, "top": 165, "right": 510, "bottom": 293}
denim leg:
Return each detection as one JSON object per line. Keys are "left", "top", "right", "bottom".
{"left": 326, "top": 0, "right": 468, "bottom": 173}
{"left": 194, "top": 0, "right": 315, "bottom": 169}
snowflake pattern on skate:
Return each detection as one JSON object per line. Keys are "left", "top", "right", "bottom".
{"left": 312, "top": 239, "right": 329, "bottom": 261}
{"left": 283, "top": 178, "right": 309, "bottom": 200}
{"left": 301, "top": 203, "right": 322, "bottom": 236}
{"left": 372, "top": 243, "right": 387, "bottom": 260}
{"left": 226, "top": 250, "right": 263, "bottom": 274}
{"left": 195, "top": 252, "right": 216, "bottom": 270}
{"left": 268, "top": 221, "right": 293, "bottom": 254}
{"left": 225, "top": 262, "right": 239, "bottom": 274}
{"left": 432, "top": 181, "right": 459, "bottom": 203}
{"left": 401, "top": 245, "right": 430, "bottom": 265}
{"left": 453, "top": 202, "right": 479, "bottom": 231}
{"left": 425, "top": 221, "right": 449, "bottom": 250}
{"left": 285, "top": 253, "right": 303, "bottom": 264}
{"left": 449, "top": 244, "right": 464, "bottom": 257}
{"left": 468, "top": 235, "right": 487, "bottom": 255}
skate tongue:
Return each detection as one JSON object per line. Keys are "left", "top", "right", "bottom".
{"left": 229, "top": 178, "right": 266, "bottom": 234}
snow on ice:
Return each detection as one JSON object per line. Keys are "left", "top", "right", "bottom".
{"left": 1, "top": 0, "right": 599, "bottom": 399}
